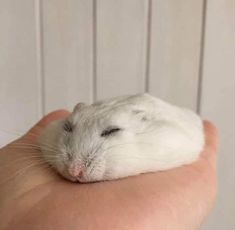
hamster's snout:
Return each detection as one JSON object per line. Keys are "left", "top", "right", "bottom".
{"left": 63, "top": 157, "right": 106, "bottom": 183}
{"left": 68, "top": 165, "right": 86, "bottom": 182}
{"left": 68, "top": 168, "right": 83, "bottom": 178}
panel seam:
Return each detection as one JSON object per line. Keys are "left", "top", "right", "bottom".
{"left": 145, "top": 0, "right": 152, "bottom": 93}
{"left": 197, "top": 0, "right": 207, "bottom": 115}
{"left": 35, "top": 0, "right": 45, "bottom": 116}
{"left": 92, "top": 0, "right": 97, "bottom": 102}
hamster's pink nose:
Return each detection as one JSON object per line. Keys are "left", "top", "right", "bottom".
{"left": 77, "top": 170, "right": 83, "bottom": 178}
{"left": 68, "top": 167, "right": 84, "bottom": 179}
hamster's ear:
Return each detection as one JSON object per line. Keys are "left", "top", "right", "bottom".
{"left": 132, "top": 109, "right": 151, "bottom": 122}
{"left": 72, "top": 102, "right": 86, "bottom": 114}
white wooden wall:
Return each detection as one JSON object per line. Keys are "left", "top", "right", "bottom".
{"left": 200, "top": 0, "right": 235, "bottom": 229}
{"left": 0, "top": 0, "right": 234, "bottom": 229}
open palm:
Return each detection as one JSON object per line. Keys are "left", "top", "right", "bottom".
{"left": 0, "top": 110, "right": 218, "bottom": 230}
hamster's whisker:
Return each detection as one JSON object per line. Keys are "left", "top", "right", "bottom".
{"left": 10, "top": 142, "right": 43, "bottom": 149}
{"left": 7, "top": 145, "right": 59, "bottom": 155}
{"left": 9, "top": 143, "right": 59, "bottom": 154}
{"left": 38, "top": 142, "right": 60, "bottom": 152}
{"left": 1, "top": 128, "right": 46, "bottom": 139}
{"left": 37, "top": 141, "right": 59, "bottom": 150}
{"left": 0, "top": 160, "right": 46, "bottom": 171}
{"left": 1, "top": 128, "right": 59, "bottom": 152}
{"left": 7, "top": 146, "right": 40, "bottom": 151}
{"left": 0, "top": 156, "right": 48, "bottom": 169}
{"left": 18, "top": 134, "right": 60, "bottom": 149}
{"left": 0, "top": 161, "right": 51, "bottom": 186}
{"left": 10, "top": 142, "right": 41, "bottom": 147}
{"left": 16, "top": 141, "right": 59, "bottom": 152}
{"left": 36, "top": 146, "right": 59, "bottom": 154}
{"left": 9, "top": 161, "right": 51, "bottom": 175}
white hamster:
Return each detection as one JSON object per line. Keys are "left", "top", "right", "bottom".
{"left": 38, "top": 94, "right": 204, "bottom": 183}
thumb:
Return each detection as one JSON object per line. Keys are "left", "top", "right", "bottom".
{"left": 201, "top": 120, "right": 219, "bottom": 170}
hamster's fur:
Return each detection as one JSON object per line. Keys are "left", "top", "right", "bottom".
{"left": 39, "top": 94, "right": 204, "bottom": 182}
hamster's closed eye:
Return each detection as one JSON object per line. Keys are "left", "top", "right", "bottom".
{"left": 63, "top": 120, "right": 73, "bottom": 132}
{"left": 101, "top": 127, "right": 122, "bottom": 137}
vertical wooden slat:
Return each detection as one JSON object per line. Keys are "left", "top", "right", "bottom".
{"left": 0, "top": 0, "right": 39, "bottom": 146}
{"left": 35, "top": 0, "right": 44, "bottom": 116}
{"left": 96, "top": 0, "right": 148, "bottom": 100}
{"left": 148, "top": 0, "right": 204, "bottom": 110}
{"left": 200, "top": 0, "right": 235, "bottom": 229}
{"left": 42, "top": 0, "right": 93, "bottom": 113}
{"left": 92, "top": 0, "right": 97, "bottom": 102}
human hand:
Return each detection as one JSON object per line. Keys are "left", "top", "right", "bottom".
{"left": 0, "top": 110, "right": 218, "bottom": 230}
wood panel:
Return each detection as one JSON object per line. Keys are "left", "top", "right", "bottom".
{"left": 0, "top": 0, "right": 40, "bottom": 146}
{"left": 148, "top": 0, "right": 204, "bottom": 110}
{"left": 96, "top": 0, "right": 148, "bottom": 100}
{"left": 200, "top": 0, "right": 235, "bottom": 229}
{"left": 42, "top": 0, "right": 93, "bottom": 113}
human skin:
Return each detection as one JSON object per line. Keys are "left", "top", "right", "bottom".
{"left": 0, "top": 110, "right": 218, "bottom": 230}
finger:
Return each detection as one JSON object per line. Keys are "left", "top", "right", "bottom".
{"left": 201, "top": 120, "right": 219, "bottom": 164}
{"left": 23, "top": 110, "right": 70, "bottom": 142}
{"left": 203, "top": 120, "right": 219, "bottom": 153}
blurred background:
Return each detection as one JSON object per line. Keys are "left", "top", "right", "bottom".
{"left": 0, "top": 0, "right": 234, "bottom": 229}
